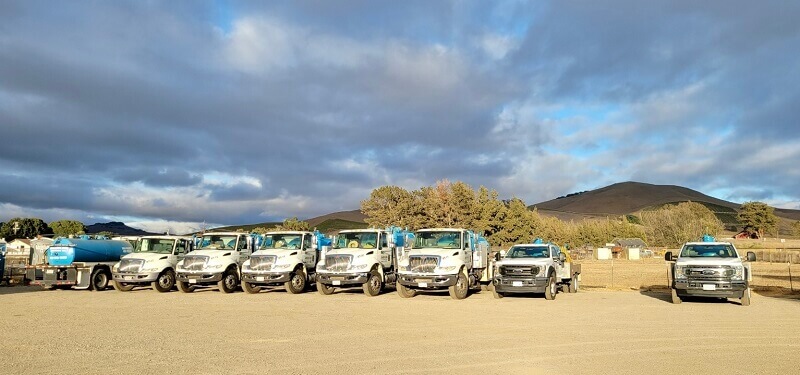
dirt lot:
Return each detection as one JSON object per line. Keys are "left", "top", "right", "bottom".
{"left": 1, "top": 285, "right": 799, "bottom": 374}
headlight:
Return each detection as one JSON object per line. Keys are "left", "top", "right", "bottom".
{"left": 206, "top": 264, "right": 224, "bottom": 270}
{"left": 242, "top": 263, "right": 251, "bottom": 271}
{"left": 436, "top": 265, "right": 458, "bottom": 273}
{"left": 112, "top": 263, "right": 120, "bottom": 272}
{"left": 349, "top": 263, "right": 370, "bottom": 271}
{"left": 273, "top": 264, "right": 292, "bottom": 270}
{"left": 674, "top": 265, "right": 687, "bottom": 279}
{"left": 317, "top": 262, "right": 326, "bottom": 271}
{"left": 141, "top": 267, "right": 159, "bottom": 272}
{"left": 731, "top": 266, "right": 744, "bottom": 280}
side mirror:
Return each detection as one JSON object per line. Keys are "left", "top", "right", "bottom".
{"left": 559, "top": 253, "right": 566, "bottom": 262}
{"left": 499, "top": 250, "right": 507, "bottom": 258}
{"left": 746, "top": 251, "right": 756, "bottom": 262}
{"left": 664, "top": 251, "right": 674, "bottom": 261}
{"left": 494, "top": 252, "right": 501, "bottom": 261}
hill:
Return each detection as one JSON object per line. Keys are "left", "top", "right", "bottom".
{"left": 209, "top": 210, "right": 369, "bottom": 234}
{"left": 86, "top": 221, "right": 153, "bottom": 236}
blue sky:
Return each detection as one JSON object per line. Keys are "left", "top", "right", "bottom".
{"left": 1, "top": 1, "right": 799, "bottom": 234}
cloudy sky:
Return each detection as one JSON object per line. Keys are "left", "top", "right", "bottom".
{"left": 1, "top": 1, "right": 799, "bottom": 233}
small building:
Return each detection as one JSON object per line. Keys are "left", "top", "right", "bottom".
{"left": 612, "top": 238, "right": 648, "bottom": 260}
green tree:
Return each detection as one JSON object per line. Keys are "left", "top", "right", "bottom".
{"left": 792, "top": 221, "right": 800, "bottom": 237}
{"left": 0, "top": 217, "right": 50, "bottom": 241}
{"left": 251, "top": 227, "right": 271, "bottom": 235}
{"left": 96, "top": 231, "right": 115, "bottom": 238}
{"left": 640, "top": 202, "right": 723, "bottom": 247}
{"left": 360, "top": 185, "right": 416, "bottom": 228}
{"left": 49, "top": 220, "right": 86, "bottom": 237}
{"left": 737, "top": 201, "right": 779, "bottom": 238}
{"left": 275, "top": 217, "right": 310, "bottom": 231}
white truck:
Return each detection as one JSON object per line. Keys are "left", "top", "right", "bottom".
{"left": 111, "top": 235, "right": 194, "bottom": 292}
{"left": 240, "top": 230, "right": 331, "bottom": 294}
{"left": 665, "top": 235, "right": 756, "bottom": 306}
{"left": 316, "top": 227, "right": 414, "bottom": 296}
{"left": 491, "top": 240, "right": 581, "bottom": 300}
{"left": 396, "top": 228, "right": 490, "bottom": 300}
{"left": 175, "top": 232, "right": 257, "bottom": 293}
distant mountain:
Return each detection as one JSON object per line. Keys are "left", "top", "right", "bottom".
{"left": 86, "top": 221, "right": 153, "bottom": 236}
{"left": 209, "top": 210, "right": 369, "bottom": 234}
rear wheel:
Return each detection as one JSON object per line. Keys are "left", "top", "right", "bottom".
{"left": 448, "top": 270, "right": 469, "bottom": 300}
{"left": 396, "top": 281, "right": 416, "bottom": 298}
{"left": 569, "top": 275, "right": 579, "bottom": 293}
{"left": 242, "top": 281, "right": 261, "bottom": 294}
{"left": 218, "top": 268, "right": 238, "bottom": 293}
{"left": 544, "top": 272, "right": 557, "bottom": 300}
{"left": 177, "top": 280, "right": 195, "bottom": 293}
{"left": 113, "top": 280, "right": 134, "bottom": 292}
{"left": 317, "top": 281, "right": 335, "bottom": 295}
{"left": 152, "top": 270, "right": 175, "bottom": 292}
{"left": 741, "top": 288, "right": 751, "bottom": 306}
{"left": 362, "top": 270, "right": 383, "bottom": 297}
{"left": 671, "top": 288, "right": 682, "bottom": 304}
{"left": 90, "top": 269, "right": 109, "bottom": 291}
{"left": 285, "top": 268, "right": 306, "bottom": 294}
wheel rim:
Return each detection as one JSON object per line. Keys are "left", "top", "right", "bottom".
{"left": 94, "top": 273, "right": 107, "bottom": 288}
{"left": 370, "top": 275, "right": 380, "bottom": 292}
{"left": 159, "top": 273, "right": 173, "bottom": 289}
{"left": 225, "top": 274, "right": 236, "bottom": 289}
{"left": 550, "top": 277, "right": 556, "bottom": 295}
{"left": 457, "top": 274, "right": 467, "bottom": 296}
{"left": 292, "top": 274, "right": 303, "bottom": 289}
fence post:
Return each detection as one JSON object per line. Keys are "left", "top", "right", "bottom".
{"left": 789, "top": 262, "right": 794, "bottom": 293}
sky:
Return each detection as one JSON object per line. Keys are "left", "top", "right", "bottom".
{"left": 1, "top": 1, "right": 799, "bottom": 234}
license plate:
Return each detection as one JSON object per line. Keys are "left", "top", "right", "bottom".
{"left": 256, "top": 276, "right": 265, "bottom": 282}
{"left": 46, "top": 270, "right": 54, "bottom": 274}
{"left": 123, "top": 276, "right": 133, "bottom": 280}
{"left": 702, "top": 284, "right": 716, "bottom": 291}
{"left": 189, "top": 279, "right": 197, "bottom": 284}
{"left": 332, "top": 280, "right": 341, "bottom": 286}
{"left": 512, "top": 281, "right": 523, "bottom": 287}
{"left": 418, "top": 282, "right": 428, "bottom": 288}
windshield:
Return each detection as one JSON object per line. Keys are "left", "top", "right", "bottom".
{"left": 413, "top": 231, "right": 461, "bottom": 249}
{"left": 679, "top": 244, "right": 738, "bottom": 258}
{"left": 134, "top": 238, "right": 175, "bottom": 254}
{"left": 198, "top": 235, "right": 239, "bottom": 250}
{"left": 506, "top": 246, "right": 549, "bottom": 258}
{"left": 334, "top": 232, "right": 378, "bottom": 249}
{"left": 262, "top": 234, "right": 304, "bottom": 250}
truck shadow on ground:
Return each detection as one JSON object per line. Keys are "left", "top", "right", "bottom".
{"left": 0, "top": 285, "right": 47, "bottom": 295}
{"left": 638, "top": 286, "right": 745, "bottom": 305}
{"left": 752, "top": 287, "right": 800, "bottom": 302}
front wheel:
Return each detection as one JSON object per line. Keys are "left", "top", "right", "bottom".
{"left": 396, "top": 281, "right": 416, "bottom": 298}
{"left": 177, "top": 280, "right": 195, "bottom": 293}
{"left": 362, "top": 270, "right": 383, "bottom": 297}
{"left": 113, "top": 280, "right": 134, "bottom": 292}
{"left": 492, "top": 288, "right": 504, "bottom": 299}
{"left": 544, "top": 273, "right": 557, "bottom": 300}
{"left": 242, "top": 281, "right": 261, "bottom": 294}
{"left": 285, "top": 268, "right": 306, "bottom": 294}
{"left": 741, "top": 288, "right": 751, "bottom": 306}
{"left": 671, "top": 288, "right": 682, "bottom": 304}
{"left": 218, "top": 268, "right": 238, "bottom": 293}
{"left": 90, "top": 269, "right": 109, "bottom": 291}
{"left": 152, "top": 270, "right": 175, "bottom": 292}
{"left": 569, "top": 275, "right": 579, "bottom": 293}
{"left": 448, "top": 271, "right": 469, "bottom": 300}
{"left": 317, "top": 281, "right": 335, "bottom": 295}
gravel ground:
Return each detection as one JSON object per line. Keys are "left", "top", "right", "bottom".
{"left": 1, "top": 285, "right": 799, "bottom": 374}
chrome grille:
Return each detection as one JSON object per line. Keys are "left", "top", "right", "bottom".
{"left": 183, "top": 256, "right": 209, "bottom": 271}
{"left": 686, "top": 266, "right": 733, "bottom": 279}
{"left": 118, "top": 259, "right": 144, "bottom": 273}
{"left": 325, "top": 255, "right": 352, "bottom": 272}
{"left": 500, "top": 265, "right": 539, "bottom": 277}
{"left": 409, "top": 256, "right": 439, "bottom": 273}
{"left": 250, "top": 255, "right": 277, "bottom": 271}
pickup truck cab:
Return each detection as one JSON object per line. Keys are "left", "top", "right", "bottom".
{"left": 492, "top": 240, "right": 580, "bottom": 300}
{"left": 666, "top": 236, "right": 756, "bottom": 306}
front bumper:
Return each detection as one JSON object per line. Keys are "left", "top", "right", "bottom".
{"left": 494, "top": 276, "right": 549, "bottom": 293}
{"left": 241, "top": 271, "right": 291, "bottom": 284}
{"left": 673, "top": 279, "right": 748, "bottom": 298}
{"left": 113, "top": 271, "right": 160, "bottom": 284}
{"left": 397, "top": 273, "right": 457, "bottom": 288}
{"left": 176, "top": 271, "right": 223, "bottom": 284}
{"left": 316, "top": 272, "right": 368, "bottom": 286}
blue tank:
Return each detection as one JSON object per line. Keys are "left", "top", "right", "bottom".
{"left": 46, "top": 237, "right": 133, "bottom": 266}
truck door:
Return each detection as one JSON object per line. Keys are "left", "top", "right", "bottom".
{"left": 173, "top": 240, "right": 188, "bottom": 263}
{"left": 237, "top": 236, "right": 250, "bottom": 264}
{"left": 552, "top": 245, "right": 567, "bottom": 279}
{"left": 461, "top": 232, "right": 471, "bottom": 268}
{"left": 302, "top": 234, "right": 315, "bottom": 268}
{"left": 379, "top": 232, "right": 391, "bottom": 268}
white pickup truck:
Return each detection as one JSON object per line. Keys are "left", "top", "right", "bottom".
{"left": 175, "top": 232, "right": 256, "bottom": 293}
{"left": 492, "top": 240, "right": 580, "bottom": 300}
{"left": 665, "top": 236, "right": 756, "bottom": 306}
{"left": 112, "top": 235, "right": 193, "bottom": 292}
{"left": 240, "top": 230, "right": 330, "bottom": 294}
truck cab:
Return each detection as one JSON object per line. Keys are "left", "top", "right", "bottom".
{"left": 492, "top": 240, "right": 580, "bottom": 300}
{"left": 175, "top": 232, "right": 255, "bottom": 293}
{"left": 396, "top": 228, "right": 489, "bottom": 300}
{"left": 315, "top": 227, "right": 412, "bottom": 296}
{"left": 666, "top": 236, "right": 756, "bottom": 306}
{"left": 241, "top": 231, "right": 329, "bottom": 294}
{"left": 112, "top": 235, "right": 193, "bottom": 292}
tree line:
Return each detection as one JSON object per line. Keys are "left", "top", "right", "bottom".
{"left": 0, "top": 219, "right": 86, "bottom": 241}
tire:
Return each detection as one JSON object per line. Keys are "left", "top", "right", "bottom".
{"left": 317, "top": 281, "right": 335, "bottom": 295}
{"left": 448, "top": 270, "right": 469, "bottom": 300}
{"left": 152, "top": 269, "right": 175, "bottom": 293}
{"left": 362, "top": 270, "right": 383, "bottom": 297}
{"left": 544, "top": 272, "right": 557, "bottom": 300}
{"left": 242, "top": 281, "right": 261, "bottom": 294}
{"left": 741, "top": 288, "right": 751, "bottom": 306}
{"left": 492, "top": 288, "right": 504, "bottom": 299}
{"left": 90, "top": 269, "right": 109, "bottom": 291}
{"left": 285, "top": 268, "right": 306, "bottom": 294}
{"left": 569, "top": 275, "right": 579, "bottom": 293}
{"left": 113, "top": 280, "right": 134, "bottom": 292}
{"left": 177, "top": 280, "right": 195, "bottom": 293}
{"left": 671, "top": 288, "right": 682, "bottom": 304}
{"left": 218, "top": 268, "right": 238, "bottom": 294}
{"left": 560, "top": 284, "right": 569, "bottom": 293}
{"left": 396, "top": 281, "right": 416, "bottom": 298}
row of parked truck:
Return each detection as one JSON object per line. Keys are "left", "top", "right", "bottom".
{"left": 25, "top": 228, "right": 757, "bottom": 305}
